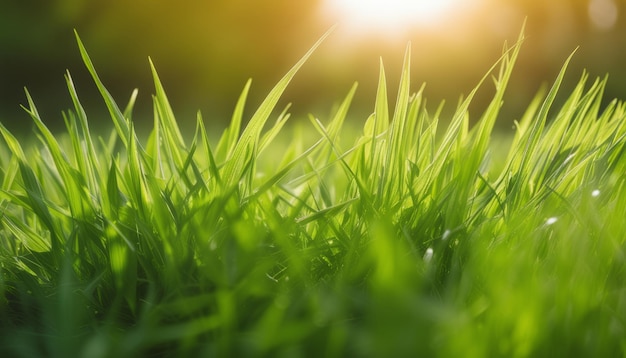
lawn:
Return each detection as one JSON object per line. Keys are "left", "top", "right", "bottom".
{"left": 1, "top": 30, "right": 625, "bottom": 357}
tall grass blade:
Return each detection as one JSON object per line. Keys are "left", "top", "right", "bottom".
{"left": 75, "top": 31, "right": 131, "bottom": 147}
{"left": 220, "top": 27, "right": 334, "bottom": 189}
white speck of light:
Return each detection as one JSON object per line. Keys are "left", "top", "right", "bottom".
{"left": 546, "top": 217, "right": 558, "bottom": 226}
{"left": 588, "top": 0, "right": 618, "bottom": 31}
{"left": 592, "top": 189, "right": 601, "bottom": 197}
{"left": 423, "top": 248, "right": 434, "bottom": 263}
{"left": 442, "top": 229, "right": 451, "bottom": 241}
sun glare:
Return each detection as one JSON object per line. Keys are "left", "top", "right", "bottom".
{"left": 324, "top": 0, "right": 466, "bottom": 36}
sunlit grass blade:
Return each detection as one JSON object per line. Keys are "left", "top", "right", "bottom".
{"left": 195, "top": 111, "right": 221, "bottom": 185}
{"left": 75, "top": 31, "right": 131, "bottom": 147}
{"left": 505, "top": 50, "right": 577, "bottom": 208}
{"left": 221, "top": 27, "right": 334, "bottom": 189}
{"left": 259, "top": 104, "right": 291, "bottom": 155}
{"left": 23, "top": 89, "right": 97, "bottom": 222}
{"left": 216, "top": 78, "right": 252, "bottom": 161}
{"left": 64, "top": 71, "right": 102, "bottom": 189}
{"left": 149, "top": 58, "right": 188, "bottom": 177}
{"left": 380, "top": 43, "right": 411, "bottom": 208}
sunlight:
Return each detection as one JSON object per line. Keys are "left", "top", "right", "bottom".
{"left": 323, "top": 0, "right": 469, "bottom": 36}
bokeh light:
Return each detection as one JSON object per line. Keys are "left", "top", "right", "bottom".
{"left": 588, "top": 0, "right": 619, "bottom": 31}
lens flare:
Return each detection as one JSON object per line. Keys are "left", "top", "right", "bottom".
{"left": 323, "top": 0, "right": 467, "bottom": 36}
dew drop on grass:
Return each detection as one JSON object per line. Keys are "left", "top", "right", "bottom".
{"left": 442, "top": 229, "right": 451, "bottom": 241}
{"left": 546, "top": 217, "right": 558, "bottom": 225}
{"left": 592, "top": 189, "right": 600, "bottom": 197}
{"left": 423, "top": 248, "right": 434, "bottom": 263}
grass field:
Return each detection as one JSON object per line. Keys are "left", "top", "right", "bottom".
{"left": 1, "top": 30, "right": 625, "bottom": 357}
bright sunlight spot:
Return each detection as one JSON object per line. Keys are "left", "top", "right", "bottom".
{"left": 423, "top": 247, "right": 434, "bottom": 263}
{"left": 323, "top": 0, "right": 469, "bottom": 36}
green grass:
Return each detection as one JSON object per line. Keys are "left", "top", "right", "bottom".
{"left": 1, "top": 29, "right": 626, "bottom": 357}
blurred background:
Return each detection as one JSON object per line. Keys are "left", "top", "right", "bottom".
{"left": 1, "top": 0, "right": 625, "bottom": 137}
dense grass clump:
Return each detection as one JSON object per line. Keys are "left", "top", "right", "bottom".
{"left": 1, "top": 30, "right": 625, "bottom": 357}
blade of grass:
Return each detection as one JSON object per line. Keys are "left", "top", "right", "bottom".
{"left": 220, "top": 27, "right": 334, "bottom": 189}
{"left": 75, "top": 31, "right": 131, "bottom": 148}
